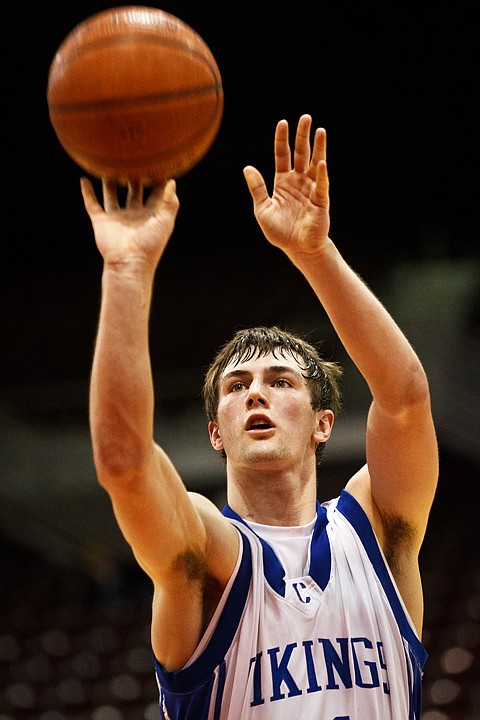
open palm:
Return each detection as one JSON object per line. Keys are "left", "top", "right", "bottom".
{"left": 244, "top": 115, "right": 330, "bottom": 257}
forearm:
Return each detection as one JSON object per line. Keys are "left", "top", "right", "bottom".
{"left": 290, "top": 239, "right": 429, "bottom": 411}
{"left": 90, "top": 263, "right": 156, "bottom": 479}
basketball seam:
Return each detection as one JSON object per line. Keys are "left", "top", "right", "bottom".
{"left": 56, "top": 103, "right": 222, "bottom": 170}
{"left": 49, "top": 84, "right": 222, "bottom": 115}
{"left": 49, "top": 33, "right": 221, "bottom": 88}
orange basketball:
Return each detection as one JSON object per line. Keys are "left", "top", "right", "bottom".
{"left": 47, "top": 5, "right": 223, "bottom": 185}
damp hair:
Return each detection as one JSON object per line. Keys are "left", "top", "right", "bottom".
{"left": 202, "top": 326, "right": 343, "bottom": 466}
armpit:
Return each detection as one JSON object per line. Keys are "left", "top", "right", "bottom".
{"left": 381, "top": 513, "right": 417, "bottom": 577}
{"left": 172, "top": 548, "right": 208, "bottom": 582}
{"left": 172, "top": 548, "right": 224, "bottom": 635}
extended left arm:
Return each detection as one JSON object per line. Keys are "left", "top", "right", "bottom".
{"left": 244, "top": 115, "right": 438, "bottom": 546}
{"left": 291, "top": 237, "right": 438, "bottom": 545}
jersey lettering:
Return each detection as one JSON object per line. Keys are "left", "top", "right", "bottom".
{"left": 292, "top": 581, "right": 311, "bottom": 603}
{"left": 249, "top": 652, "right": 264, "bottom": 707}
{"left": 377, "top": 641, "right": 390, "bottom": 694}
{"left": 319, "top": 637, "right": 352, "bottom": 689}
{"left": 250, "top": 636, "right": 389, "bottom": 707}
{"left": 352, "top": 637, "right": 379, "bottom": 688}
{"left": 267, "top": 644, "right": 302, "bottom": 701}
{"left": 156, "top": 496, "right": 427, "bottom": 719}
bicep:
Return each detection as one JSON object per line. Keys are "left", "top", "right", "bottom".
{"left": 103, "top": 444, "right": 239, "bottom": 586}
{"left": 150, "top": 493, "right": 240, "bottom": 671}
{"left": 365, "top": 396, "right": 439, "bottom": 542}
{"left": 104, "top": 443, "right": 208, "bottom": 581}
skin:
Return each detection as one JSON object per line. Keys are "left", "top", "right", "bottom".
{"left": 209, "top": 355, "right": 334, "bottom": 525}
{"left": 82, "top": 114, "right": 438, "bottom": 673}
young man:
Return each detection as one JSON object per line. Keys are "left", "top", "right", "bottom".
{"left": 82, "top": 115, "right": 438, "bottom": 719}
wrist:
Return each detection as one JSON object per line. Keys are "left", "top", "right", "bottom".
{"left": 100, "top": 260, "right": 157, "bottom": 311}
{"left": 102, "top": 257, "right": 157, "bottom": 285}
{"left": 286, "top": 237, "right": 336, "bottom": 270}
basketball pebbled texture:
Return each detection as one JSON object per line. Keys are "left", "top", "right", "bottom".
{"left": 47, "top": 6, "right": 224, "bottom": 184}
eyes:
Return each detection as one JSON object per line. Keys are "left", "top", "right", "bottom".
{"left": 228, "top": 377, "right": 292, "bottom": 393}
{"left": 229, "top": 382, "right": 245, "bottom": 393}
{"left": 273, "top": 378, "right": 291, "bottom": 389}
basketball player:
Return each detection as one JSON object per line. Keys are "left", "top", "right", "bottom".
{"left": 82, "top": 114, "right": 438, "bottom": 719}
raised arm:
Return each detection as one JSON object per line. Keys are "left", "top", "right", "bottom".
{"left": 243, "top": 116, "right": 438, "bottom": 556}
{"left": 82, "top": 178, "right": 238, "bottom": 670}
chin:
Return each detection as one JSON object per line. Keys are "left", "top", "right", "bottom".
{"left": 241, "top": 445, "right": 289, "bottom": 467}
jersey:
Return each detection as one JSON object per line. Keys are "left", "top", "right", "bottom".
{"left": 154, "top": 489, "right": 427, "bottom": 719}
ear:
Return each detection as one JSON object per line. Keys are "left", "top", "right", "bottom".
{"left": 312, "top": 409, "right": 334, "bottom": 444}
{"left": 208, "top": 420, "right": 224, "bottom": 451}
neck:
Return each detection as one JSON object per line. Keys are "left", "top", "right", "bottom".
{"left": 226, "top": 464, "right": 317, "bottom": 526}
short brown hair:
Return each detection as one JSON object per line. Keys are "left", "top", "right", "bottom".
{"left": 203, "top": 326, "right": 342, "bottom": 464}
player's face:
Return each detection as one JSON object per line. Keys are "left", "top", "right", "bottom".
{"left": 209, "top": 351, "right": 329, "bottom": 472}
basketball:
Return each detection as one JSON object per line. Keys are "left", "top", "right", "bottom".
{"left": 47, "top": 5, "right": 223, "bottom": 185}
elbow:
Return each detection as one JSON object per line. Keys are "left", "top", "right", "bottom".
{"left": 92, "top": 435, "right": 152, "bottom": 490}
{"left": 404, "top": 358, "right": 431, "bottom": 407}
{"left": 378, "top": 358, "right": 431, "bottom": 416}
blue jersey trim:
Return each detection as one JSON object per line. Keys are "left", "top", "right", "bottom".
{"left": 222, "top": 501, "right": 332, "bottom": 594}
{"left": 159, "top": 676, "right": 214, "bottom": 719}
{"left": 406, "top": 643, "right": 425, "bottom": 719}
{"left": 335, "top": 489, "right": 428, "bottom": 669}
{"left": 309, "top": 501, "right": 332, "bottom": 590}
{"left": 222, "top": 504, "right": 286, "bottom": 595}
{"left": 213, "top": 661, "right": 226, "bottom": 720}
{"left": 155, "top": 530, "right": 252, "bottom": 694}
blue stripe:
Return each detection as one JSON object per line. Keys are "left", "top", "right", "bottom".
{"left": 155, "top": 530, "right": 252, "bottom": 694}
{"left": 222, "top": 501, "right": 332, "bottom": 594}
{"left": 158, "top": 679, "right": 214, "bottom": 719}
{"left": 222, "top": 504, "right": 286, "bottom": 595}
{"left": 309, "top": 501, "right": 331, "bottom": 590}
{"left": 406, "top": 643, "right": 424, "bottom": 719}
{"left": 213, "top": 661, "right": 226, "bottom": 720}
{"left": 336, "top": 490, "right": 428, "bottom": 669}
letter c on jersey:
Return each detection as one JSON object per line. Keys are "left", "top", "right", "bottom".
{"left": 292, "top": 581, "right": 311, "bottom": 604}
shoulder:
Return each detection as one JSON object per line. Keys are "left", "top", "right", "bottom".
{"left": 345, "top": 463, "right": 422, "bottom": 559}
{"left": 188, "top": 491, "right": 240, "bottom": 586}
{"left": 344, "top": 465, "right": 386, "bottom": 543}
{"left": 344, "top": 465, "right": 425, "bottom": 635}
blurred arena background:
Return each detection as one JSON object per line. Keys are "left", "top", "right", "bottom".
{"left": 1, "top": 2, "right": 478, "bottom": 718}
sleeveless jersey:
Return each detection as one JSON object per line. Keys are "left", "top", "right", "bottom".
{"left": 154, "top": 489, "right": 427, "bottom": 719}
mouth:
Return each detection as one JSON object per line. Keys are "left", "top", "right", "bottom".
{"left": 245, "top": 415, "right": 275, "bottom": 432}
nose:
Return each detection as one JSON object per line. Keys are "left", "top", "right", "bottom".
{"left": 246, "top": 380, "right": 268, "bottom": 408}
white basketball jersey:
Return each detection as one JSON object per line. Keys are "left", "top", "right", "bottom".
{"left": 154, "top": 490, "right": 427, "bottom": 719}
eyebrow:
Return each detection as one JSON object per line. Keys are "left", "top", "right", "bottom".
{"left": 221, "top": 365, "right": 304, "bottom": 383}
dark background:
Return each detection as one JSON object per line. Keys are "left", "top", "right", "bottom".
{"left": 1, "top": 3, "right": 479, "bottom": 719}
{"left": 2, "top": 1, "right": 477, "bottom": 385}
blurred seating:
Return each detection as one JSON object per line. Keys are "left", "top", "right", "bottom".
{"left": 1, "top": 451, "right": 479, "bottom": 719}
